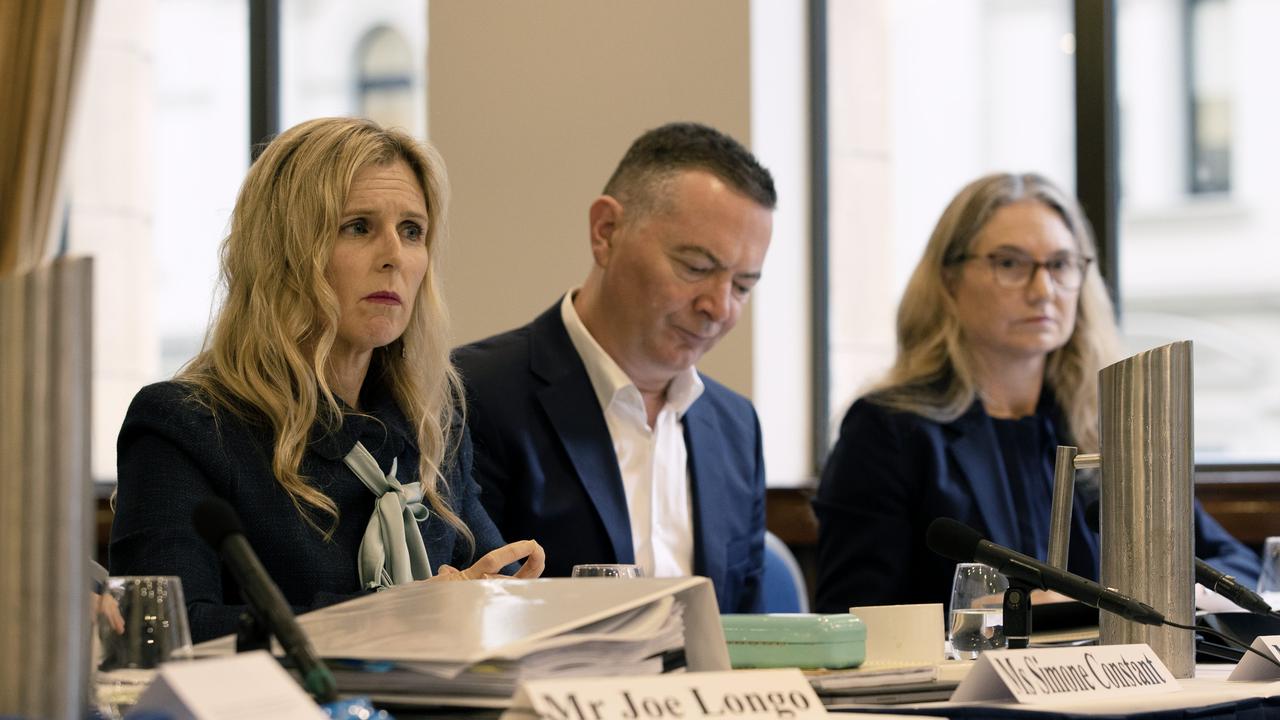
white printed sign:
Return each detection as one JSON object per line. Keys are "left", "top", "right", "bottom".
{"left": 503, "top": 669, "right": 826, "bottom": 720}
{"left": 131, "top": 651, "right": 327, "bottom": 720}
{"left": 951, "top": 644, "right": 1180, "bottom": 705}
{"left": 1227, "top": 635, "right": 1280, "bottom": 681}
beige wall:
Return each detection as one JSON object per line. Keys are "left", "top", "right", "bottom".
{"left": 428, "top": 0, "right": 755, "bottom": 396}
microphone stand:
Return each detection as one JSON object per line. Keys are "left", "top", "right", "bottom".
{"left": 236, "top": 609, "right": 273, "bottom": 654}
{"left": 1004, "top": 579, "right": 1035, "bottom": 650}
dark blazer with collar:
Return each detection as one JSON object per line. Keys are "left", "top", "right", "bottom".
{"left": 813, "top": 397, "right": 1260, "bottom": 614}
{"left": 453, "top": 301, "right": 766, "bottom": 613}
{"left": 110, "top": 378, "right": 507, "bottom": 642}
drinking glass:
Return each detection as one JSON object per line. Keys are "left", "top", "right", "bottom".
{"left": 1257, "top": 537, "right": 1280, "bottom": 609}
{"left": 570, "top": 564, "right": 645, "bottom": 578}
{"left": 947, "top": 562, "right": 1009, "bottom": 659}
{"left": 93, "top": 576, "right": 194, "bottom": 713}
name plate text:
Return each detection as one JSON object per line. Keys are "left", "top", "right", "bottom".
{"left": 505, "top": 669, "right": 826, "bottom": 720}
{"left": 951, "top": 644, "right": 1180, "bottom": 705}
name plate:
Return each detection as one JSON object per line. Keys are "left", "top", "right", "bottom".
{"left": 131, "top": 650, "right": 327, "bottom": 719}
{"left": 504, "top": 669, "right": 826, "bottom": 720}
{"left": 951, "top": 644, "right": 1180, "bottom": 705}
{"left": 1228, "top": 635, "right": 1280, "bottom": 681}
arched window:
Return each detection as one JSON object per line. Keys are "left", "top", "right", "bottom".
{"left": 357, "top": 26, "right": 414, "bottom": 131}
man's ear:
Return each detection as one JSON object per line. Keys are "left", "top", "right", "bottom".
{"left": 588, "top": 195, "right": 624, "bottom": 268}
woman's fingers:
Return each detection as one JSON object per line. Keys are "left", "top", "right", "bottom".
{"left": 511, "top": 541, "right": 545, "bottom": 578}
{"left": 464, "top": 540, "right": 545, "bottom": 578}
{"left": 432, "top": 564, "right": 465, "bottom": 581}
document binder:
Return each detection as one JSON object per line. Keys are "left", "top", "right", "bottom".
{"left": 198, "top": 576, "right": 728, "bottom": 707}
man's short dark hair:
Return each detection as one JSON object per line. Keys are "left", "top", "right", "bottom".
{"left": 602, "top": 122, "right": 777, "bottom": 218}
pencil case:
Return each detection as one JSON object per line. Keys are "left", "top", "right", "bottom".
{"left": 720, "top": 613, "right": 866, "bottom": 669}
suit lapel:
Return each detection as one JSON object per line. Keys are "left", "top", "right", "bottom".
{"left": 528, "top": 304, "right": 634, "bottom": 563}
{"left": 946, "top": 403, "right": 1019, "bottom": 549}
{"left": 684, "top": 397, "right": 727, "bottom": 586}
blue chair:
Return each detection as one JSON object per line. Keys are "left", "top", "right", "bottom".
{"left": 761, "top": 530, "right": 810, "bottom": 613}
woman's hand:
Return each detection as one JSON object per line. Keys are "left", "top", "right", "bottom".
{"left": 435, "top": 539, "right": 545, "bottom": 581}
{"left": 94, "top": 591, "right": 126, "bottom": 634}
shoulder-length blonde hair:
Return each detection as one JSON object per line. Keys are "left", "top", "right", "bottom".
{"left": 180, "top": 117, "right": 470, "bottom": 546}
{"left": 868, "top": 172, "right": 1120, "bottom": 452}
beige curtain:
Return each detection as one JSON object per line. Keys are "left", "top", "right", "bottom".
{"left": 0, "top": 3, "right": 96, "bottom": 716}
{"left": 0, "top": 0, "right": 94, "bottom": 278}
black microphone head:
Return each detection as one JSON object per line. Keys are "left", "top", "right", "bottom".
{"left": 926, "top": 517, "right": 984, "bottom": 563}
{"left": 193, "top": 497, "right": 245, "bottom": 549}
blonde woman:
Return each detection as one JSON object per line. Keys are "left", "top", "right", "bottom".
{"left": 110, "top": 118, "right": 543, "bottom": 642}
{"left": 813, "top": 172, "right": 1256, "bottom": 613}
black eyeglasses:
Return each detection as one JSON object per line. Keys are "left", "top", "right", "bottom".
{"left": 948, "top": 251, "right": 1093, "bottom": 290}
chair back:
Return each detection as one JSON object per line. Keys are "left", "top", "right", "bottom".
{"left": 761, "top": 530, "right": 809, "bottom": 613}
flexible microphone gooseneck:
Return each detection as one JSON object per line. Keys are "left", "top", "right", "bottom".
{"left": 927, "top": 517, "right": 1280, "bottom": 670}
{"left": 926, "top": 517, "right": 1165, "bottom": 626}
{"left": 193, "top": 498, "right": 338, "bottom": 703}
{"left": 1195, "top": 558, "right": 1277, "bottom": 616}
{"left": 1085, "top": 499, "right": 1278, "bottom": 618}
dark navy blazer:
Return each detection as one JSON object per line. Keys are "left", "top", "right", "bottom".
{"left": 813, "top": 397, "right": 1260, "bottom": 614}
{"left": 110, "top": 378, "right": 508, "bottom": 642}
{"left": 453, "top": 301, "right": 766, "bottom": 613}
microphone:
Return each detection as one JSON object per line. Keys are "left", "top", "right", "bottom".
{"left": 926, "top": 517, "right": 1165, "bottom": 626}
{"left": 1084, "top": 500, "right": 1275, "bottom": 616}
{"left": 1195, "top": 558, "right": 1275, "bottom": 615}
{"left": 193, "top": 498, "right": 338, "bottom": 703}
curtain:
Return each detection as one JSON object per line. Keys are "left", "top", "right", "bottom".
{"left": 0, "top": 0, "right": 95, "bottom": 278}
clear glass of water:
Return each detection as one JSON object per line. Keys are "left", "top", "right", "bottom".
{"left": 1257, "top": 537, "right": 1280, "bottom": 609}
{"left": 93, "top": 576, "right": 194, "bottom": 715}
{"left": 948, "top": 562, "right": 1009, "bottom": 660}
{"left": 570, "top": 564, "right": 645, "bottom": 578}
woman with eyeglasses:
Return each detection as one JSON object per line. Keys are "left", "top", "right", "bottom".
{"left": 813, "top": 172, "right": 1257, "bottom": 612}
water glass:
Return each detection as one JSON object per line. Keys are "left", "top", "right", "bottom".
{"left": 93, "top": 576, "right": 194, "bottom": 714}
{"left": 1257, "top": 537, "right": 1280, "bottom": 609}
{"left": 570, "top": 564, "right": 645, "bottom": 578}
{"left": 948, "top": 562, "right": 1009, "bottom": 659}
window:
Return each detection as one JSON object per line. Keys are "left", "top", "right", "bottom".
{"left": 1117, "top": 0, "right": 1280, "bottom": 462}
{"left": 1188, "top": 0, "right": 1232, "bottom": 194}
{"left": 280, "top": 1, "right": 427, "bottom": 139}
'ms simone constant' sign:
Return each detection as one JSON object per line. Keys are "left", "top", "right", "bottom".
{"left": 951, "top": 644, "right": 1180, "bottom": 705}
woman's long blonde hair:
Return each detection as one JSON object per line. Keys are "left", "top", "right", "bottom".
{"left": 180, "top": 117, "right": 471, "bottom": 547}
{"left": 868, "top": 172, "right": 1120, "bottom": 452}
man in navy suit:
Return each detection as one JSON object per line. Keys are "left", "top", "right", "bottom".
{"left": 453, "top": 123, "right": 775, "bottom": 612}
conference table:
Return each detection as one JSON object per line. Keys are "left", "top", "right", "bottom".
{"left": 816, "top": 664, "right": 1280, "bottom": 720}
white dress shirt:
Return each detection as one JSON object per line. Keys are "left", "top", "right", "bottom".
{"left": 560, "top": 291, "right": 703, "bottom": 578}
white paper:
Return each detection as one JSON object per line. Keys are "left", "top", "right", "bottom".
{"left": 849, "top": 603, "right": 945, "bottom": 664}
{"left": 130, "top": 651, "right": 326, "bottom": 720}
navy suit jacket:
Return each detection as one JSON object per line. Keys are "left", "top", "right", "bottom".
{"left": 453, "top": 301, "right": 766, "bottom": 613}
{"left": 813, "top": 397, "right": 1260, "bottom": 614}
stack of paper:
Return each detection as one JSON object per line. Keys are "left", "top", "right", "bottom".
{"left": 198, "top": 576, "right": 728, "bottom": 708}
{"left": 806, "top": 660, "right": 972, "bottom": 706}
{"left": 328, "top": 596, "right": 686, "bottom": 699}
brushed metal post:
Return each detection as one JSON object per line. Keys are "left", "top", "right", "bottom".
{"left": 1098, "top": 341, "right": 1195, "bottom": 678}
{"left": 1048, "top": 446, "right": 1079, "bottom": 570}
